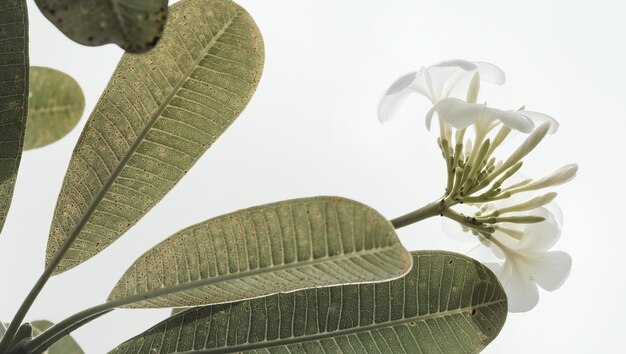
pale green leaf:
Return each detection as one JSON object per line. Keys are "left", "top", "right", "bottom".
{"left": 109, "top": 251, "right": 507, "bottom": 353}
{"left": 0, "top": 0, "right": 29, "bottom": 236}
{"left": 32, "top": 320, "right": 84, "bottom": 354}
{"left": 25, "top": 67, "right": 85, "bottom": 150}
{"left": 34, "top": 0, "right": 169, "bottom": 53}
{"left": 46, "top": 0, "right": 264, "bottom": 274}
{"left": 108, "top": 197, "right": 412, "bottom": 308}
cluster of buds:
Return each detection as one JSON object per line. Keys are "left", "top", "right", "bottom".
{"left": 379, "top": 60, "right": 577, "bottom": 312}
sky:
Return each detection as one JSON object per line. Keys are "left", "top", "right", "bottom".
{"left": 1, "top": 0, "right": 624, "bottom": 353}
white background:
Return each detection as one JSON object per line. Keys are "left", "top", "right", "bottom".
{"left": 1, "top": 0, "right": 624, "bottom": 352}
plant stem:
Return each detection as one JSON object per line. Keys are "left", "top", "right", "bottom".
{"left": 441, "top": 208, "right": 495, "bottom": 234}
{"left": 391, "top": 200, "right": 443, "bottom": 229}
{"left": 16, "top": 311, "right": 111, "bottom": 354}
{"left": 0, "top": 274, "right": 51, "bottom": 352}
{"left": 0, "top": 216, "right": 96, "bottom": 353}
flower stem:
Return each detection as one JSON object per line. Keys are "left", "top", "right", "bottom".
{"left": 391, "top": 200, "right": 443, "bottom": 229}
{"left": 441, "top": 208, "right": 495, "bottom": 234}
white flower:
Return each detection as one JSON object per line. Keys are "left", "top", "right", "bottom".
{"left": 378, "top": 58, "right": 576, "bottom": 313}
{"left": 484, "top": 206, "right": 572, "bottom": 313}
{"left": 425, "top": 97, "right": 560, "bottom": 134}
{"left": 378, "top": 60, "right": 505, "bottom": 123}
{"left": 443, "top": 192, "right": 573, "bottom": 312}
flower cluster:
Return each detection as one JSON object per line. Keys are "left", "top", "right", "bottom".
{"left": 380, "top": 60, "right": 576, "bottom": 312}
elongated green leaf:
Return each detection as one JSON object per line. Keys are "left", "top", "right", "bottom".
{"left": 34, "top": 0, "right": 169, "bottom": 53}
{"left": 108, "top": 197, "right": 412, "bottom": 308}
{"left": 32, "top": 320, "right": 84, "bottom": 354}
{"left": 25, "top": 67, "right": 85, "bottom": 150}
{"left": 110, "top": 251, "right": 507, "bottom": 353}
{"left": 0, "top": 0, "right": 29, "bottom": 236}
{"left": 46, "top": 0, "right": 264, "bottom": 274}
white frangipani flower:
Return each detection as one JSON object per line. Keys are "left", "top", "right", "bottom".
{"left": 483, "top": 206, "right": 572, "bottom": 313}
{"left": 380, "top": 59, "right": 576, "bottom": 313}
{"left": 378, "top": 60, "right": 505, "bottom": 123}
{"left": 425, "top": 97, "right": 560, "bottom": 134}
{"left": 442, "top": 171, "right": 576, "bottom": 312}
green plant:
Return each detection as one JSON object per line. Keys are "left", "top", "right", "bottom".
{"left": 0, "top": 0, "right": 575, "bottom": 353}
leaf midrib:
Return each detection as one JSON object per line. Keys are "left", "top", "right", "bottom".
{"left": 169, "top": 300, "right": 506, "bottom": 354}
{"left": 29, "top": 103, "right": 83, "bottom": 114}
{"left": 110, "top": 245, "right": 408, "bottom": 307}
{"left": 49, "top": 7, "right": 241, "bottom": 271}
{"left": 109, "top": 0, "right": 130, "bottom": 43}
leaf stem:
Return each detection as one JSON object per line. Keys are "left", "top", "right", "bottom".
{"left": 0, "top": 273, "right": 51, "bottom": 352}
{"left": 15, "top": 311, "right": 111, "bottom": 354}
{"left": 391, "top": 200, "right": 444, "bottom": 229}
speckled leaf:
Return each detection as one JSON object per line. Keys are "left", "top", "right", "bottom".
{"left": 32, "top": 320, "right": 84, "bottom": 354}
{"left": 109, "top": 251, "right": 507, "bottom": 354}
{"left": 25, "top": 67, "right": 85, "bottom": 150}
{"left": 45, "top": 0, "right": 264, "bottom": 274}
{"left": 34, "top": 0, "right": 169, "bottom": 53}
{"left": 0, "top": 0, "right": 29, "bottom": 236}
{"left": 108, "top": 197, "right": 412, "bottom": 308}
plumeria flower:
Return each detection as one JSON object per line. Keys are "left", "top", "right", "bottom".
{"left": 438, "top": 137, "right": 577, "bottom": 313}
{"left": 380, "top": 59, "right": 577, "bottom": 312}
{"left": 378, "top": 59, "right": 505, "bottom": 123}
{"left": 425, "top": 97, "right": 560, "bottom": 135}
{"left": 484, "top": 206, "right": 572, "bottom": 312}
{"left": 446, "top": 186, "right": 575, "bottom": 312}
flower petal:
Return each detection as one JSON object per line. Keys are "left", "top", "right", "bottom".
{"left": 441, "top": 217, "right": 476, "bottom": 242}
{"left": 502, "top": 258, "right": 540, "bottom": 312}
{"left": 544, "top": 201, "right": 564, "bottom": 226}
{"left": 515, "top": 207, "right": 562, "bottom": 252}
{"left": 523, "top": 251, "right": 572, "bottom": 291}
{"left": 424, "top": 67, "right": 447, "bottom": 102}
{"left": 467, "top": 243, "right": 503, "bottom": 262}
{"left": 378, "top": 68, "right": 432, "bottom": 123}
{"left": 384, "top": 71, "right": 418, "bottom": 96}
{"left": 484, "top": 261, "right": 509, "bottom": 281}
{"left": 486, "top": 108, "right": 535, "bottom": 133}
{"left": 427, "top": 98, "right": 484, "bottom": 130}
{"left": 434, "top": 59, "right": 478, "bottom": 71}
{"left": 378, "top": 71, "right": 419, "bottom": 123}
{"left": 378, "top": 91, "right": 411, "bottom": 123}
{"left": 520, "top": 111, "right": 560, "bottom": 134}
{"left": 475, "top": 61, "right": 506, "bottom": 85}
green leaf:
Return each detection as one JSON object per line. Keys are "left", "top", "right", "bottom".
{"left": 0, "top": 0, "right": 29, "bottom": 236}
{"left": 31, "top": 320, "right": 84, "bottom": 354}
{"left": 25, "top": 67, "right": 85, "bottom": 150}
{"left": 45, "top": 0, "right": 264, "bottom": 274}
{"left": 108, "top": 197, "right": 412, "bottom": 308}
{"left": 34, "top": 0, "right": 169, "bottom": 53}
{"left": 0, "top": 322, "right": 6, "bottom": 340}
{"left": 109, "top": 251, "right": 507, "bottom": 353}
